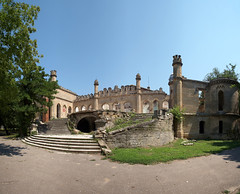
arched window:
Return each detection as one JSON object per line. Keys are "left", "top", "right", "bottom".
{"left": 199, "top": 121, "right": 205, "bottom": 134}
{"left": 124, "top": 102, "right": 132, "bottom": 112}
{"left": 75, "top": 106, "right": 79, "bottom": 112}
{"left": 81, "top": 105, "right": 86, "bottom": 111}
{"left": 143, "top": 101, "right": 150, "bottom": 113}
{"left": 102, "top": 103, "right": 110, "bottom": 110}
{"left": 162, "top": 101, "right": 169, "bottom": 110}
{"left": 153, "top": 100, "right": 159, "bottom": 111}
{"left": 88, "top": 105, "right": 92, "bottom": 111}
{"left": 68, "top": 106, "right": 72, "bottom": 113}
{"left": 218, "top": 90, "right": 224, "bottom": 111}
{"left": 219, "top": 121, "right": 223, "bottom": 134}
{"left": 113, "top": 103, "right": 121, "bottom": 111}
{"left": 57, "top": 104, "right": 61, "bottom": 118}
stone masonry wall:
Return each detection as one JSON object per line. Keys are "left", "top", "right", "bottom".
{"left": 105, "top": 114, "right": 174, "bottom": 149}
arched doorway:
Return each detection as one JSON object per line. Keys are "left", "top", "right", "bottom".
{"left": 77, "top": 116, "right": 96, "bottom": 133}
{"left": 57, "top": 104, "right": 61, "bottom": 118}
{"left": 143, "top": 101, "right": 150, "bottom": 113}
{"left": 153, "top": 100, "right": 159, "bottom": 111}
{"left": 124, "top": 102, "right": 132, "bottom": 112}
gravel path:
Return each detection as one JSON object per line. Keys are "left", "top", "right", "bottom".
{"left": 0, "top": 136, "right": 240, "bottom": 194}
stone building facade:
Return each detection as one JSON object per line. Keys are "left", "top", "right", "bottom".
{"left": 47, "top": 71, "right": 169, "bottom": 121}
{"left": 169, "top": 55, "right": 240, "bottom": 139}
{"left": 44, "top": 55, "right": 240, "bottom": 139}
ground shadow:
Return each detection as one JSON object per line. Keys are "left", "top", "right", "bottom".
{"left": 206, "top": 141, "right": 240, "bottom": 169}
{"left": 217, "top": 147, "right": 240, "bottom": 168}
{"left": 0, "top": 143, "right": 26, "bottom": 157}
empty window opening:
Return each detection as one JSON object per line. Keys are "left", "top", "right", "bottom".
{"left": 199, "top": 121, "right": 205, "bottom": 134}
{"left": 68, "top": 106, "right": 72, "bottom": 114}
{"left": 57, "top": 104, "right": 61, "bottom": 118}
{"left": 153, "top": 100, "right": 159, "bottom": 111}
{"left": 88, "top": 105, "right": 92, "bottom": 111}
{"left": 81, "top": 105, "right": 86, "bottom": 111}
{"left": 219, "top": 121, "right": 223, "bottom": 134}
{"left": 113, "top": 103, "right": 121, "bottom": 111}
{"left": 124, "top": 102, "right": 132, "bottom": 112}
{"left": 218, "top": 90, "right": 224, "bottom": 111}
{"left": 75, "top": 106, "right": 79, "bottom": 112}
{"left": 143, "top": 102, "right": 150, "bottom": 113}
{"left": 102, "top": 103, "right": 110, "bottom": 110}
{"left": 198, "top": 90, "right": 205, "bottom": 113}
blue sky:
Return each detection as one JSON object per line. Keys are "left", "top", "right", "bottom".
{"left": 23, "top": 0, "right": 240, "bottom": 95}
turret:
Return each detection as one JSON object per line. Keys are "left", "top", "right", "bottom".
{"left": 136, "top": 73, "right": 142, "bottom": 113}
{"left": 94, "top": 79, "right": 99, "bottom": 94}
{"left": 94, "top": 79, "right": 99, "bottom": 110}
{"left": 172, "top": 55, "right": 183, "bottom": 138}
{"left": 136, "top": 73, "right": 141, "bottom": 90}
{"left": 172, "top": 55, "right": 182, "bottom": 78}
{"left": 50, "top": 70, "right": 57, "bottom": 82}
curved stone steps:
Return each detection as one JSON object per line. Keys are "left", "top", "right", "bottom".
{"left": 26, "top": 137, "right": 99, "bottom": 146}
{"left": 30, "top": 135, "right": 96, "bottom": 143}
{"left": 22, "top": 135, "right": 101, "bottom": 154}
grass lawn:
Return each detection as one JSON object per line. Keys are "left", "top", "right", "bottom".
{"left": 108, "top": 139, "right": 240, "bottom": 165}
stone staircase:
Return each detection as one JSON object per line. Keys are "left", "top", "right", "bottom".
{"left": 38, "top": 118, "right": 70, "bottom": 135}
{"left": 22, "top": 135, "right": 101, "bottom": 154}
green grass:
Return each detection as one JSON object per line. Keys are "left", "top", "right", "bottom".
{"left": 109, "top": 139, "right": 240, "bottom": 165}
{"left": 106, "top": 115, "right": 152, "bottom": 133}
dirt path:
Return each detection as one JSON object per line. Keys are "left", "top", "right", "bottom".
{"left": 0, "top": 137, "right": 240, "bottom": 194}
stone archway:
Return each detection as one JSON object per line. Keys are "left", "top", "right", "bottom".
{"left": 77, "top": 116, "right": 96, "bottom": 133}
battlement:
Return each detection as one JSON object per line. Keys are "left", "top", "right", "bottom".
{"left": 75, "top": 85, "right": 166, "bottom": 102}
{"left": 173, "top": 55, "right": 182, "bottom": 64}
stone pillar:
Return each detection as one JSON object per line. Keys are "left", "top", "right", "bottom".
{"left": 172, "top": 55, "right": 183, "bottom": 138}
{"left": 136, "top": 73, "right": 142, "bottom": 113}
{"left": 94, "top": 80, "right": 99, "bottom": 110}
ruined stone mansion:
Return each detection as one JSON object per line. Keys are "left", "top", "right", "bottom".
{"left": 42, "top": 55, "right": 240, "bottom": 139}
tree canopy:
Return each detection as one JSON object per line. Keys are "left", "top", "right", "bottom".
{"left": 204, "top": 64, "right": 239, "bottom": 82}
{"left": 0, "top": 0, "right": 58, "bottom": 136}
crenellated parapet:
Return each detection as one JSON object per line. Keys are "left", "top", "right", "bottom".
{"left": 75, "top": 93, "right": 94, "bottom": 101}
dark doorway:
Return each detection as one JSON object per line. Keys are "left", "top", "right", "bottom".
{"left": 218, "top": 90, "right": 224, "bottom": 111}
{"left": 219, "top": 121, "right": 223, "bottom": 134}
{"left": 57, "top": 104, "right": 61, "bottom": 118}
{"left": 199, "top": 121, "right": 205, "bottom": 134}
{"left": 77, "top": 117, "right": 96, "bottom": 133}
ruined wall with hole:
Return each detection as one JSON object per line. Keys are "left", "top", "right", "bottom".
{"left": 104, "top": 114, "right": 174, "bottom": 148}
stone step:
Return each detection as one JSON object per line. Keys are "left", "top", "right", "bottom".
{"left": 24, "top": 138, "right": 100, "bottom": 149}
{"left": 22, "top": 139, "right": 101, "bottom": 154}
{"left": 38, "top": 118, "right": 70, "bottom": 135}
{"left": 27, "top": 137, "right": 98, "bottom": 145}
{"left": 33, "top": 135, "right": 94, "bottom": 141}
{"left": 22, "top": 135, "right": 101, "bottom": 154}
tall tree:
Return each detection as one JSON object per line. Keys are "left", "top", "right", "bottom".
{"left": 0, "top": 0, "right": 58, "bottom": 136}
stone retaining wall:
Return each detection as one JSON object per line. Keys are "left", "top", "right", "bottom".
{"left": 104, "top": 114, "right": 174, "bottom": 148}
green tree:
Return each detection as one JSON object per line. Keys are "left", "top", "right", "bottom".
{"left": 204, "top": 64, "right": 238, "bottom": 81}
{"left": 0, "top": 0, "right": 58, "bottom": 136}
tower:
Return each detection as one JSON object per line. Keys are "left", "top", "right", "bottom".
{"left": 172, "top": 55, "right": 183, "bottom": 108}
{"left": 94, "top": 79, "right": 99, "bottom": 111}
{"left": 136, "top": 73, "right": 142, "bottom": 113}
{"left": 172, "top": 55, "right": 183, "bottom": 138}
